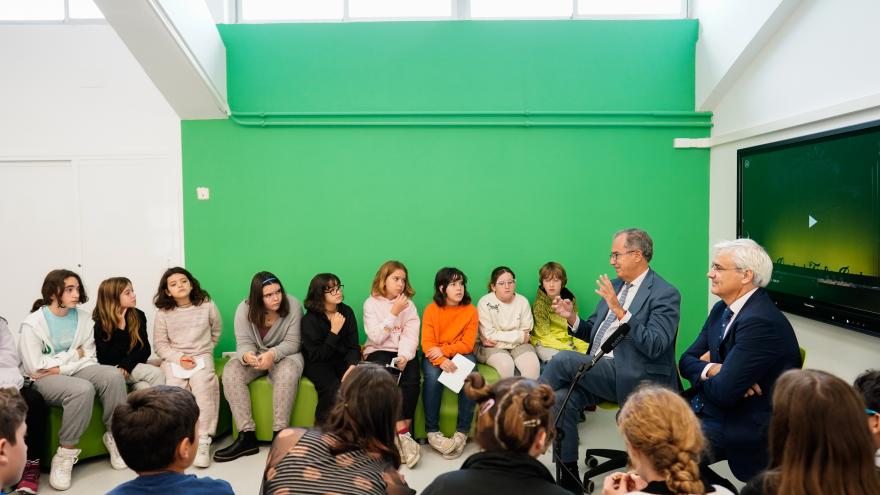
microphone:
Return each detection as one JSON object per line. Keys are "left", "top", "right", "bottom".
{"left": 591, "top": 322, "right": 631, "bottom": 364}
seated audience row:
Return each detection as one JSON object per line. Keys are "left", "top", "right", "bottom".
{"left": 3, "top": 362, "right": 880, "bottom": 495}
{"left": 4, "top": 230, "right": 879, "bottom": 494}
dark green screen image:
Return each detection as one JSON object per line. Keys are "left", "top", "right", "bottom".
{"left": 740, "top": 123, "right": 880, "bottom": 327}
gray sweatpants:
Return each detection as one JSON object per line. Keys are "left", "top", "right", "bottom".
{"left": 222, "top": 354, "right": 304, "bottom": 432}
{"left": 128, "top": 363, "right": 165, "bottom": 391}
{"left": 33, "top": 364, "right": 128, "bottom": 445}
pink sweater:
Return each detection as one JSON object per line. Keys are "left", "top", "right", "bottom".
{"left": 154, "top": 301, "right": 222, "bottom": 363}
{"left": 362, "top": 295, "right": 420, "bottom": 361}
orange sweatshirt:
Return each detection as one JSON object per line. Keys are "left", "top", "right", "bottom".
{"left": 421, "top": 302, "right": 478, "bottom": 366}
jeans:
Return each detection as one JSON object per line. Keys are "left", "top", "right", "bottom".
{"left": 422, "top": 354, "right": 476, "bottom": 433}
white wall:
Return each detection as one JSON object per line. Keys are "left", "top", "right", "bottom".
{"left": 0, "top": 24, "right": 183, "bottom": 339}
{"left": 691, "top": 0, "right": 790, "bottom": 111}
{"left": 706, "top": 0, "right": 880, "bottom": 383}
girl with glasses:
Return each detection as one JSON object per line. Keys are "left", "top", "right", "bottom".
{"left": 476, "top": 266, "right": 539, "bottom": 379}
{"left": 301, "top": 273, "right": 360, "bottom": 425}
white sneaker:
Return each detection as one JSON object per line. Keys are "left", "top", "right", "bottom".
{"left": 396, "top": 432, "right": 421, "bottom": 468}
{"left": 446, "top": 431, "right": 467, "bottom": 459}
{"left": 49, "top": 446, "right": 80, "bottom": 491}
{"left": 426, "top": 431, "right": 456, "bottom": 456}
{"left": 103, "top": 432, "right": 128, "bottom": 470}
{"left": 193, "top": 434, "right": 212, "bottom": 468}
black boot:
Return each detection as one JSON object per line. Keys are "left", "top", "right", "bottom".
{"left": 559, "top": 461, "right": 583, "bottom": 494}
{"left": 213, "top": 431, "right": 259, "bottom": 462}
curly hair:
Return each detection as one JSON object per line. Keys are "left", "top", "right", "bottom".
{"left": 617, "top": 385, "right": 705, "bottom": 495}
{"left": 463, "top": 372, "right": 555, "bottom": 454}
{"left": 153, "top": 267, "right": 210, "bottom": 311}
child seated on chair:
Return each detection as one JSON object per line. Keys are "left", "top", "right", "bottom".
{"left": 107, "top": 386, "right": 233, "bottom": 495}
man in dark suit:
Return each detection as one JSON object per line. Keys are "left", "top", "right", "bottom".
{"left": 680, "top": 238, "right": 801, "bottom": 483}
{"left": 541, "top": 228, "right": 681, "bottom": 493}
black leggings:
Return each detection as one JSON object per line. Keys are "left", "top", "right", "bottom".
{"left": 20, "top": 384, "right": 47, "bottom": 465}
{"left": 304, "top": 360, "right": 348, "bottom": 426}
{"left": 364, "top": 350, "right": 421, "bottom": 422}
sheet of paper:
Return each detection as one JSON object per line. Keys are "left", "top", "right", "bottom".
{"left": 437, "top": 353, "right": 476, "bottom": 393}
{"left": 170, "top": 356, "right": 205, "bottom": 379}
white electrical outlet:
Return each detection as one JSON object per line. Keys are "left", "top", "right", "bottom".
{"left": 196, "top": 187, "right": 210, "bottom": 200}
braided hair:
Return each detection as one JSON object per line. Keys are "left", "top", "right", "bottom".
{"left": 617, "top": 385, "right": 705, "bottom": 495}
{"left": 463, "top": 372, "right": 555, "bottom": 454}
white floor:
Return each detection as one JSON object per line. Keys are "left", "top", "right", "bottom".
{"left": 36, "top": 407, "right": 743, "bottom": 494}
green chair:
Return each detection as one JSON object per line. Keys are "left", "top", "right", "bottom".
{"left": 412, "top": 363, "right": 501, "bottom": 439}
{"left": 216, "top": 356, "right": 320, "bottom": 442}
{"left": 44, "top": 358, "right": 232, "bottom": 463}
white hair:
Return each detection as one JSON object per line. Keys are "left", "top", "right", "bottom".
{"left": 713, "top": 238, "right": 773, "bottom": 288}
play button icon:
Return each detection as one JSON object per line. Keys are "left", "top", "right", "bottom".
{"left": 808, "top": 215, "right": 818, "bottom": 228}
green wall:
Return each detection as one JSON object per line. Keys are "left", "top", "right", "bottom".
{"left": 183, "top": 20, "right": 711, "bottom": 356}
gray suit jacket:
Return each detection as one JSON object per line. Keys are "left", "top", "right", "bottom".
{"left": 571, "top": 268, "right": 681, "bottom": 404}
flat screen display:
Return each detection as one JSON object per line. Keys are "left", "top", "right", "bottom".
{"left": 738, "top": 120, "right": 880, "bottom": 335}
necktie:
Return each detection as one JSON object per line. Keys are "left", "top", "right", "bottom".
{"left": 719, "top": 307, "right": 734, "bottom": 340}
{"left": 591, "top": 283, "right": 632, "bottom": 356}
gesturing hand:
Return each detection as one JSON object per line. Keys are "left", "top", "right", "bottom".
{"left": 551, "top": 296, "right": 574, "bottom": 319}
{"left": 595, "top": 275, "right": 621, "bottom": 313}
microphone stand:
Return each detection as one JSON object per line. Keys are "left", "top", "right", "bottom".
{"left": 553, "top": 353, "right": 603, "bottom": 492}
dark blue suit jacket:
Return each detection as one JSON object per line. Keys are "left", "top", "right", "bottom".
{"left": 571, "top": 268, "right": 681, "bottom": 405}
{"left": 679, "top": 288, "right": 801, "bottom": 481}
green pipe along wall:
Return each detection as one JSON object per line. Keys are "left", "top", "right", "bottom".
{"left": 182, "top": 20, "right": 712, "bottom": 356}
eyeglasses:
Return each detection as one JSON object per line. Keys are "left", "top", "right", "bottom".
{"left": 324, "top": 285, "right": 344, "bottom": 295}
{"left": 610, "top": 250, "right": 637, "bottom": 262}
{"left": 494, "top": 280, "right": 516, "bottom": 287}
{"left": 708, "top": 263, "right": 743, "bottom": 274}
{"left": 867, "top": 408, "right": 878, "bottom": 416}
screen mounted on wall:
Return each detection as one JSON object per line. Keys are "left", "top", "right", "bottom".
{"left": 738, "top": 120, "right": 880, "bottom": 336}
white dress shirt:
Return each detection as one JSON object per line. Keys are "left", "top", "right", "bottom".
{"left": 571, "top": 268, "right": 648, "bottom": 358}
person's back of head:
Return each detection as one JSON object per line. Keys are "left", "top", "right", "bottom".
{"left": 111, "top": 385, "right": 200, "bottom": 473}
{"left": 767, "top": 369, "right": 880, "bottom": 495}
{"left": 463, "top": 372, "right": 555, "bottom": 456}
{"left": 0, "top": 388, "right": 28, "bottom": 487}
{"left": 617, "top": 385, "right": 705, "bottom": 495}
{"left": 854, "top": 369, "right": 880, "bottom": 450}
{"left": 323, "top": 363, "right": 402, "bottom": 468}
